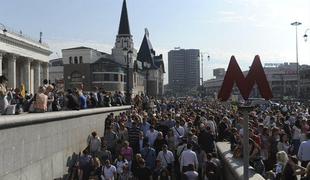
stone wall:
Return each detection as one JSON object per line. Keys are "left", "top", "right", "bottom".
{"left": 216, "top": 142, "right": 265, "bottom": 180}
{"left": 0, "top": 106, "right": 130, "bottom": 180}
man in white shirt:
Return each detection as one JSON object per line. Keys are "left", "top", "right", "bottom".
{"left": 180, "top": 143, "right": 198, "bottom": 173}
{"left": 172, "top": 121, "right": 185, "bottom": 146}
{"left": 184, "top": 164, "right": 199, "bottom": 180}
{"left": 102, "top": 160, "right": 117, "bottom": 180}
{"left": 298, "top": 132, "right": 310, "bottom": 167}
{"left": 145, "top": 126, "right": 159, "bottom": 146}
{"left": 157, "top": 144, "right": 175, "bottom": 174}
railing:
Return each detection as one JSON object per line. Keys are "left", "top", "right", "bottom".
{"left": 0, "top": 24, "right": 49, "bottom": 48}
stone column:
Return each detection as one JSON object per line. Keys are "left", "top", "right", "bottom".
{"left": 24, "top": 59, "right": 31, "bottom": 93}
{"left": 0, "top": 53, "right": 3, "bottom": 76}
{"left": 34, "top": 61, "right": 41, "bottom": 91}
{"left": 42, "top": 62, "right": 49, "bottom": 82}
{"left": 8, "top": 55, "right": 17, "bottom": 89}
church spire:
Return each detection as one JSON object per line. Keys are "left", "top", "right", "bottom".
{"left": 118, "top": 0, "right": 131, "bottom": 35}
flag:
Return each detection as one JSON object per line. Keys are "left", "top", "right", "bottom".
{"left": 21, "top": 84, "right": 26, "bottom": 97}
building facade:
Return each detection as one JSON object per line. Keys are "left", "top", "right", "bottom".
{"left": 168, "top": 49, "right": 200, "bottom": 94}
{"left": 0, "top": 25, "right": 52, "bottom": 94}
{"left": 63, "top": 0, "right": 164, "bottom": 96}
{"left": 204, "top": 62, "right": 310, "bottom": 100}
{"left": 137, "top": 29, "right": 165, "bottom": 97}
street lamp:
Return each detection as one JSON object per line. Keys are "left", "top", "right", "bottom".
{"left": 123, "top": 47, "right": 133, "bottom": 105}
{"left": 291, "top": 21, "right": 302, "bottom": 99}
{"left": 304, "top": 28, "right": 310, "bottom": 42}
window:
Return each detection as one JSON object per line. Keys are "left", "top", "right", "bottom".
{"left": 79, "top": 56, "right": 83, "bottom": 64}
{"left": 71, "top": 71, "right": 82, "bottom": 82}
{"left": 104, "top": 74, "right": 110, "bottom": 81}
{"left": 120, "top": 75, "right": 123, "bottom": 82}
{"left": 69, "top": 57, "right": 72, "bottom": 64}
{"left": 114, "top": 74, "right": 119, "bottom": 81}
{"left": 74, "top": 56, "right": 78, "bottom": 64}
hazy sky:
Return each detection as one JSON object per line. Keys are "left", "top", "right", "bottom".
{"left": 1, "top": 0, "right": 309, "bottom": 83}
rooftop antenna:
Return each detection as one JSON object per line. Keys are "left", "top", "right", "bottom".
{"left": 39, "top": 32, "right": 42, "bottom": 43}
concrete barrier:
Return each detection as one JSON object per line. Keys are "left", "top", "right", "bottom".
{"left": 216, "top": 142, "right": 265, "bottom": 180}
{"left": 0, "top": 106, "right": 131, "bottom": 180}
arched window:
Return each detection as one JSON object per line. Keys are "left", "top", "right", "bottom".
{"left": 79, "top": 56, "right": 83, "bottom": 64}
{"left": 74, "top": 56, "right": 78, "bottom": 64}
{"left": 69, "top": 57, "right": 72, "bottom": 64}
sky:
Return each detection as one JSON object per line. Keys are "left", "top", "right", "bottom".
{"left": 1, "top": 0, "right": 309, "bottom": 84}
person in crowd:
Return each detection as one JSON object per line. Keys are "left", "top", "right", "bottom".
{"left": 141, "top": 142, "right": 156, "bottom": 170}
{"left": 66, "top": 89, "right": 80, "bottom": 110}
{"left": 97, "top": 144, "right": 112, "bottom": 165}
{"left": 128, "top": 121, "right": 141, "bottom": 154}
{"left": 146, "top": 125, "right": 159, "bottom": 147}
{"left": 157, "top": 144, "right": 175, "bottom": 176}
{"left": 180, "top": 143, "right": 198, "bottom": 173}
{"left": 184, "top": 164, "right": 199, "bottom": 180}
{"left": 0, "top": 75, "right": 9, "bottom": 114}
{"left": 78, "top": 149, "right": 92, "bottom": 180}
{"left": 172, "top": 121, "right": 185, "bottom": 146}
{"left": 33, "top": 86, "right": 48, "bottom": 113}
{"left": 114, "top": 154, "right": 128, "bottom": 179}
{"left": 102, "top": 159, "right": 117, "bottom": 180}
{"left": 277, "top": 133, "right": 290, "bottom": 153}
{"left": 154, "top": 131, "right": 168, "bottom": 155}
{"left": 121, "top": 141, "right": 133, "bottom": 171}
{"left": 249, "top": 138, "right": 265, "bottom": 175}
{"left": 135, "top": 158, "right": 152, "bottom": 180}
{"left": 104, "top": 125, "right": 118, "bottom": 156}
{"left": 298, "top": 132, "right": 310, "bottom": 168}
{"left": 87, "top": 131, "right": 101, "bottom": 157}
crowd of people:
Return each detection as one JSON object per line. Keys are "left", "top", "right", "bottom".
{"left": 68, "top": 98, "right": 222, "bottom": 180}
{"left": 0, "top": 75, "right": 127, "bottom": 115}
{"left": 65, "top": 96, "right": 310, "bottom": 180}
{"left": 2, "top": 74, "right": 310, "bottom": 180}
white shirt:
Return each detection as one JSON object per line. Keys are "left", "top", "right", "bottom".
{"left": 157, "top": 150, "right": 175, "bottom": 167}
{"left": 173, "top": 126, "right": 185, "bottom": 145}
{"left": 103, "top": 165, "right": 116, "bottom": 180}
{"left": 87, "top": 136, "right": 101, "bottom": 153}
{"left": 184, "top": 170, "right": 199, "bottom": 180}
{"left": 180, "top": 149, "right": 198, "bottom": 171}
{"left": 146, "top": 129, "right": 159, "bottom": 146}
{"left": 205, "top": 120, "right": 216, "bottom": 134}
{"left": 298, "top": 140, "right": 310, "bottom": 161}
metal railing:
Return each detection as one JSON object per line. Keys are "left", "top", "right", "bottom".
{"left": 0, "top": 23, "right": 49, "bottom": 48}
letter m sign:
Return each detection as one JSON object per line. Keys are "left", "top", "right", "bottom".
{"left": 218, "top": 55, "right": 273, "bottom": 101}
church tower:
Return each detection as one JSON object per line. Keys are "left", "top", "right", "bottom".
{"left": 112, "top": 0, "right": 137, "bottom": 67}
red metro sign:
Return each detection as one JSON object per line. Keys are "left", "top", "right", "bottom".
{"left": 218, "top": 55, "right": 273, "bottom": 101}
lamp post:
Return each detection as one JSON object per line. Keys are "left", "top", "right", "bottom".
{"left": 304, "top": 28, "right": 310, "bottom": 42}
{"left": 291, "top": 21, "right": 302, "bottom": 99}
{"left": 123, "top": 47, "right": 133, "bottom": 105}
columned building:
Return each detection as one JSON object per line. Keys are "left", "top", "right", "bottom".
{"left": 0, "top": 26, "right": 52, "bottom": 94}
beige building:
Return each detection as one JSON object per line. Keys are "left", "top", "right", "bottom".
{"left": 0, "top": 25, "right": 52, "bottom": 94}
